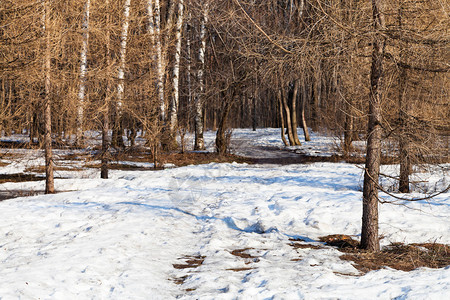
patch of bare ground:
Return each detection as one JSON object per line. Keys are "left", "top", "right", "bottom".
{"left": 289, "top": 237, "right": 322, "bottom": 249}
{"left": 171, "top": 255, "right": 205, "bottom": 292}
{"left": 0, "top": 189, "right": 44, "bottom": 201}
{"left": 85, "top": 163, "right": 156, "bottom": 171}
{"left": 158, "top": 152, "right": 253, "bottom": 167}
{"left": 288, "top": 238, "right": 324, "bottom": 262}
{"left": 317, "top": 234, "right": 450, "bottom": 274}
{"left": 172, "top": 255, "right": 205, "bottom": 270}
{"left": 88, "top": 151, "right": 253, "bottom": 170}
{"left": 171, "top": 249, "right": 262, "bottom": 291}
{"left": 24, "top": 166, "right": 84, "bottom": 173}
{"left": 0, "top": 141, "right": 40, "bottom": 149}
{"left": 230, "top": 248, "right": 261, "bottom": 264}
{"left": 0, "top": 173, "right": 44, "bottom": 183}
{"left": 319, "top": 234, "right": 359, "bottom": 249}
{"left": 226, "top": 267, "right": 254, "bottom": 272}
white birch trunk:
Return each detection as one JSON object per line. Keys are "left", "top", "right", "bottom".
{"left": 77, "top": 0, "right": 91, "bottom": 145}
{"left": 169, "top": 0, "right": 184, "bottom": 132}
{"left": 154, "top": 0, "right": 166, "bottom": 121}
{"left": 118, "top": 0, "right": 131, "bottom": 110}
{"left": 147, "top": 0, "right": 155, "bottom": 46}
{"left": 194, "top": 5, "right": 208, "bottom": 150}
{"left": 186, "top": 12, "right": 192, "bottom": 106}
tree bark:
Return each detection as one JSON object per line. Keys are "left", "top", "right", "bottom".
{"left": 194, "top": 5, "right": 208, "bottom": 150}
{"left": 300, "top": 80, "right": 311, "bottom": 142}
{"left": 101, "top": 0, "right": 112, "bottom": 179}
{"left": 277, "top": 89, "right": 288, "bottom": 146}
{"left": 43, "top": 0, "right": 54, "bottom": 194}
{"left": 76, "top": 0, "right": 90, "bottom": 147}
{"left": 216, "top": 91, "right": 234, "bottom": 155}
{"left": 154, "top": 0, "right": 166, "bottom": 122}
{"left": 112, "top": 0, "right": 131, "bottom": 148}
{"left": 169, "top": 0, "right": 184, "bottom": 133}
{"left": 343, "top": 100, "right": 355, "bottom": 154}
{"left": 397, "top": 1, "right": 411, "bottom": 193}
{"left": 361, "top": 0, "right": 385, "bottom": 252}
{"left": 312, "top": 61, "right": 321, "bottom": 131}
{"left": 290, "top": 80, "right": 302, "bottom": 145}
{"left": 185, "top": 13, "right": 192, "bottom": 132}
{"left": 281, "top": 87, "right": 295, "bottom": 145}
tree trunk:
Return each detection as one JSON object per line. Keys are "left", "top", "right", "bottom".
{"left": 277, "top": 89, "right": 288, "bottom": 146}
{"left": 300, "top": 80, "right": 311, "bottom": 141}
{"left": 398, "top": 1, "right": 410, "bottom": 193}
{"left": 76, "top": 0, "right": 90, "bottom": 147}
{"left": 361, "top": 0, "right": 385, "bottom": 252}
{"left": 281, "top": 87, "right": 295, "bottom": 145}
{"left": 101, "top": 0, "right": 112, "bottom": 179}
{"left": 252, "top": 80, "right": 257, "bottom": 131}
{"left": 43, "top": 0, "right": 54, "bottom": 194}
{"left": 343, "top": 99, "right": 354, "bottom": 154}
{"left": 169, "top": 0, "right": 184, "bottom": 134}
{"left": 185, "top": 12, "right": 192, "bottom": 132}
{"left": 312, "top": 62, "right": 321, "bottom": 131}
{"left": 154, "top": 0, "right": 166, "bottom": 121}
{"left": 216, "top": 91, "right": 234, "bottom": 155}
{"left": 291, "top": 80, "right": 302, "bottom": 145}
{"left": 113, "top": 0, "right": 131, "bottom": 148}
{"left": 194, "top": 5, "right": 208, "bottom": 150}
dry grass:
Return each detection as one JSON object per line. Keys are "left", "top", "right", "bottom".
{"left": 319, "top": 234, "right": 359, "bottom": 249}
{"left": 340, "top": 243, "right": 450, "bottom": 273}
{"left": 317, "top": 234, "right": 449, "bottom": 274}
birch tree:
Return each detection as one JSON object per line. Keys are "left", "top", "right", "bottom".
{"left": 76, "top": 0, "right": 91, "bottom": 147}
{"left": 112, "top": 0, "right": 131, "bottom": 148}
{"left": 194, "top": 3, "right": 208, "bottom": 150}
{"left": 169, "top": 0, "right": 184, "bottom": 133}
{"left": 153, "top": 0, "right": 166, "bottom": 121}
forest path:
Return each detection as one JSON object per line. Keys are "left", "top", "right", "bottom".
{"left": 227, "top": 128, "right": 343, "bottom": 164}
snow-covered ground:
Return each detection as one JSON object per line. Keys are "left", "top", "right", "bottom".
{"left": 0, "top": 129, "right": 449, "bottom": 299}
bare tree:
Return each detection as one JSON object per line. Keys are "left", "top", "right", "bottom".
{"left": 361, "top": 0, "right": 386, "bottom": 252}
{"left": 101, "top": 0, "right": 113, "bottom": 179}
{"left": 112, "top": 0, "right": 131, "bottom": 148}
{"left": 43, "top": 0, "right": 54, "bottom": 194}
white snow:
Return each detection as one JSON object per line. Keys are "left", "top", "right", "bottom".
{"left": 0, "top": 128, "right": 449, "bottom": 299}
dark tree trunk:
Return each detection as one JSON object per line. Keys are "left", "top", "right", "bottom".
{"left": 300, "top": 80, "right": 311, "bottom": 141}
{"left": 312, "top": 63, "right": 322, "bottom": 131}
{"left": 343, "top": 100, "right": 355, "bottom": 154}
{"left": 277, "top": 89, "right": 288, "bottom": 146}
{"left": 101, "top": 115, "right": 110, "bottom": 179}
{"left": 397, "top": 2, "right": 410, "bottom": 193}
{"left": 101, "top": 4, "right": 111, "bottom": 179}
{"left": 252, "top": 92, "right": 257, "bottom": 131}
{"left": 216, "top": 91, "right": 234, "bottom": 155}
{"left": 44, "top": 0, "right": 54, "bottom": 194}
{"left": 361, "top": 0, "right": 385, "bottom": 252}
{"left": 290, "top": 80, "right": 302, "bottom": 145}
